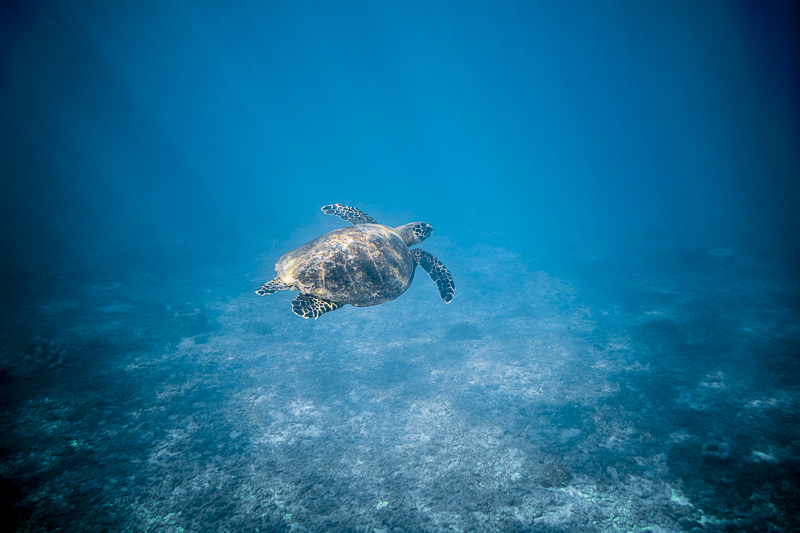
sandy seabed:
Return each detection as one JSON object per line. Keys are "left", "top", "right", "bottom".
{"left": 1, "top": 240, "right": 798, "bottom": 532}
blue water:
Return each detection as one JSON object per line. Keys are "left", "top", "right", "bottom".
{"left": 2, "top": 2, "right": 799, "bottom": 531}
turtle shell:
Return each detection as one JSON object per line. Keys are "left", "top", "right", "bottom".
{"left": 275, "top": 224, "right": 415, "bottom": 307}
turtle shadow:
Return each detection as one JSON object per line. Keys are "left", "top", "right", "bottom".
{"left": 445, "top": 321, "right": 483, "bottom": 341}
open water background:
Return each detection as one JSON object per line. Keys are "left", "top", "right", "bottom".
{"left": 1, "top": 2, "right": 799, "bottom": 531}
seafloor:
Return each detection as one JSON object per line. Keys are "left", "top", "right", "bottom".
{"left": 1, "top": 234, "right": 798, "bottom": 532}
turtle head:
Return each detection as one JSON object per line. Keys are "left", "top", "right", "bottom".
{"left": 395, "top": 222, "right": 433, "bottom": 246}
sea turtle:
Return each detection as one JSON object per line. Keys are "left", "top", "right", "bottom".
{"left": 256, "top": 203, "right": 455, "bottom": 319}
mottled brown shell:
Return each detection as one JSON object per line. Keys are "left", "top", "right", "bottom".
{"left": 275, "top": 224, "right": 415, "bottom": 307}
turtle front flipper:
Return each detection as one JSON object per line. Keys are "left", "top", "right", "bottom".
{"left": 291, "top": 294, "right": 345, "bottom": 319}
{"left": 321, "top": 203, "right": 377, "bottom": 225}
{"left": 256, "top": 277, "right": 292, "bottom": 295}
{"left": 411, "top": 249, "right": 455, "bottom": 303}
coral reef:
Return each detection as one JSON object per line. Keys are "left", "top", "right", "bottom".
{"left": 173, "top": 306, "right": 207, "bottom": 336}
{"left": 537, "top": 457, "right": 572, "bottom": 488}
{"left": 11, "top": 337, "right": 68, "bottom": 375}
{"left": 702, "top": 441, "right": 731, "bottom": 462}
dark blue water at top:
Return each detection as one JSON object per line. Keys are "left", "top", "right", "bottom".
{"left": 1, "top": 2, "right": 799, "bottom": 532}
{"left": 2, "top": 1, "right": 798, "bottom": 276}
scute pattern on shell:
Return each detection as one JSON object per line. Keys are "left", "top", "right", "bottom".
{"left": 276, "top": 224, "right": 416, "bottom": 307}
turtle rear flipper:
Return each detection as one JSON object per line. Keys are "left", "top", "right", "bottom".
{"left": 291, "top": 294, "right": 345, "bottom": 319}
{"left": 256, "top": 278, "right": 291, "bottom": 295}
{"left": 321, "top": 203, "right": 377, "bottom": 225}
{"left": 412, "top": 249, "right": 455, "bottom": 303}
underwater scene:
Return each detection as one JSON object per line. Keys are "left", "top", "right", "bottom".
{"left": 1, "top": 2, "right": 799, "bottom": 532}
